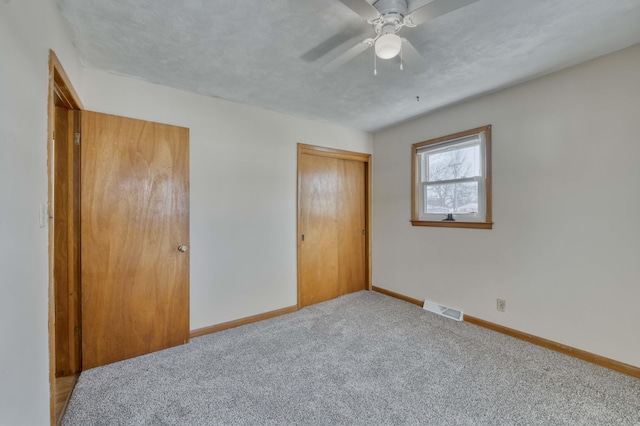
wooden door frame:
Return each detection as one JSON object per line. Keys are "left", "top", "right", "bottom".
{"left": 296, "top": 143, "right": 372, "bottom": 309}
{"left": 47, "top": 50, "right": 83, "bottom": 425}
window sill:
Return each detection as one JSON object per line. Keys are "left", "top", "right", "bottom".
{"left": 410, "top": 220, "right": 493, "bottom": 230}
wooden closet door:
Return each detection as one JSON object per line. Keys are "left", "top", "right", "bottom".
{"left": 298, "top": 150, "right": 367, "bottom": 308}
{"left": 337, "top": 160, "right": 366, "bottom": 296}
{"left": 81, "top": 111, "right": 190, "bottom": 369}
{"left": 298, "top": 154, "right": 340, "bottom": 307}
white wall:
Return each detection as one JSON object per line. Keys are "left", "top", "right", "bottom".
{"left": 372, "top": 44, "right": 640, "bottom": 367}
{"left": 79, "top": 69, "right": 372, "bottom": 331}
{"left": 0, "top": 0, "right": 83, "bottom": 424}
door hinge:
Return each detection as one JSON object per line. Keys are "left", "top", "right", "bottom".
{"left": 74, "top": 132, "right": 81, "bottom": 146}
{"left": 74, "top": 326, "right": 81, "bottom": 338}
{"left": 301, "top": 234, "right": 305, "bottom": 241}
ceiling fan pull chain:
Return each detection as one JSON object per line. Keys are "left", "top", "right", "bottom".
{"left": 374, "top": 50, "right": 377, "bottom": 75}
{"left": 400, "top": 41, "right": 404, "bottom": 71}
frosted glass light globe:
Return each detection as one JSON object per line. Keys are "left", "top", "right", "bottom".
{"left": 375, "top": 33, "right": 401, "bottom": 59}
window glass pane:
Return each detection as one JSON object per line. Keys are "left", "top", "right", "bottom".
{"left": 427, "top": 144, "right": 480, "bottom": 182}
{"left": 420, "top": 151, "right": 428, "bottom": 182}
{"left": 424, "top": 182, "right": 479, "bottom": 214}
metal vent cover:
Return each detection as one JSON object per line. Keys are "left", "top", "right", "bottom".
{"left": 423, "top": 299, "right": 463, "bottom": 321}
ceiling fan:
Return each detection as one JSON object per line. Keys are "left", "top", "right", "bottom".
{"left": 323, "top": 0, "right": 480, "bottom": 74}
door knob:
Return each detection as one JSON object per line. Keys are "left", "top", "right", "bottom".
{"left": 178, "top": 245, "right": 188, "bottom": 252}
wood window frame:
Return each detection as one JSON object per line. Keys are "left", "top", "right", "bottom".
{"left": 411, "top": 125, "right": 493, "bottom": 230}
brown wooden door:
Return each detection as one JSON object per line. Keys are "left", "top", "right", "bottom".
{"left": 80, "top": 111, "right": 190, "bottom": 369}
{"left": 298, "top": 150, "right": 367, "bottom": 307}
{"left": 299, "top": 154, "right": 340, "bottom": 306}
{"left": 337, "top": 159, "right": 366, "bottom": 295}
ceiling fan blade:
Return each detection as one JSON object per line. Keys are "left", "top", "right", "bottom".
{"left": 338, "top": 0, "right": 380, "bottom": 21}
{"left": 400, "top": 39, "right": 428, "bottom": 74}
{"left": 301, "top": 27, "right": 371, "bottom": 63}
{"left": 407, "top": 0, "right": 479, "bottom": 26}
{"left": 322, "top": 40, "right": 372, "bottom": 72}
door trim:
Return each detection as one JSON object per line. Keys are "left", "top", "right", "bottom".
{"left": 296, "top": 144, "right": 372, "bottom": 309}
{"left": 47, "top": 50, "right": 83, "bottom": 426}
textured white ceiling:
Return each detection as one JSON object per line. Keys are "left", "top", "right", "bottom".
{"left": 57, "top": 0, "right": 640, "bottom": 132}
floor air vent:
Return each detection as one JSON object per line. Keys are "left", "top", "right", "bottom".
{"left": 423, "top": 299, "right": 463, "bottom": 321}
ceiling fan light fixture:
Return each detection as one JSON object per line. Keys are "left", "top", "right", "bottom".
{"left": 375, "top": 33, "right": 401, "bottom": 59}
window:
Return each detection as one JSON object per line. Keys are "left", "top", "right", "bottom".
{"left": 411, "top": 125, "right": 492, "bottom": 229}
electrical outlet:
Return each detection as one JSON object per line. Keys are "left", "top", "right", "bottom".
{"left": 497, "top": 299, "right": 506, "bottom": 312}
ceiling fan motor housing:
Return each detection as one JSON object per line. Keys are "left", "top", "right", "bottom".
{"left": 373, "top": 0, "right": 408, "bottom": 22}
